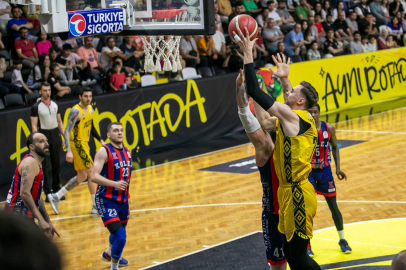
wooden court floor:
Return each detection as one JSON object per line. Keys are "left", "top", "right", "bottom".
{"left": 47, "top": 107, "right": 406, "bottom": 270}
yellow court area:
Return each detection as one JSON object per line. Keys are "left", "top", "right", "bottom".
{"left": 48, "top": 106, "right": 406, "bottom": 270}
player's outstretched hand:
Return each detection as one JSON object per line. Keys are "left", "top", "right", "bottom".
{"left": 336, "top": 169, "right": 347, "bottom": 181}
{"left": 115, "top": 180, "right": 129, "bottom": 191}
{"left": 233, "top": 27, "right": 257, "bottom": 56}
{"left": 66, "top": 151, "right": 73, "bottom": 163}
{"left": 271, "top": 53, "right": 290, "bottom": 78}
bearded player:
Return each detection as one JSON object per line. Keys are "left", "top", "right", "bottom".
{"left": 91, "top": 122, "right": 131, "bottom": 270}
{"left": 306, "top": 104, "right": 351, "bottom": 256}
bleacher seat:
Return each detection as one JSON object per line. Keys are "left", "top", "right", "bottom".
{"left": 198, "top": 67, "right": 214, "bottom": 78}
{"left": 0, "top": 98, "right": 4, "bottom": 109}
{"left": 4, "top": 94, "right": 24, "bottom": 107}
{"left": 212, "top": 66, "right": 227, "bottom": 76}
{"left": 25, "top": 91, "right": 40, "bottom": 105}
{"left": 291, "top": 55, "right": 302, "bottom": 63}
{"left": 21, "top": 69, "right": 31, "bottom": 82}
{"left": 140, "top": 75, "right": 157, "bottom": 87}
{"left": 0, "top": 50, "right": 10, "bottom": 67}
{"left": 2, "top": 71, "right": 12, "bottom": 83}
{"left": 182, "top": 67, "right": 202, "bottom": 80}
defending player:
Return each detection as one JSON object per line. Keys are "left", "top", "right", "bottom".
{"left": 48, "top": 87, "right": 105, "bottom": 215}
{"left": 91, "top": 122, "right": 131, "bottom": 270}
{"left": 307, "top": 104, "right": 351, "bottom": 256}
{"left": 5, "top": 133, "right": 59, "bottom": 239}
{"left": 236, "top": 70, "right": 286, "bottom": 269}
{"left": 234, "top": 28, "right": 320, "bottom": 270}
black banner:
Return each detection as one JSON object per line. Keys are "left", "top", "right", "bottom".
{"left": 0, "top": 74, "right": 243, "bottom": 185}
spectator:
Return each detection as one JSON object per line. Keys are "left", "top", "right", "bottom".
{"left": 388, "top": 17, "right": 404, "bottom": 46}
{"left": 214, "top": 3, "right": 224, "bottom": 33}
{"left": 52, "top": 37, "right": 78, "bottom": 53}
{"left": 77, "top": 37, "right": 106, "bottom": 80}
{"left": 308, "top": 16, "right": 322, "bottom": 43}
{"left": 359, "top": 13, "right": 379, "bottom": 38}
{"left": 263, "top": 18, "right": 285, "bottom": 53}
{"left": 119, "top": 36, "right": 143, "bottom": 74}
{"left": 11, "top": 59, "right": 33, "bottom": 95}
{"left": 355, "top": 0, "right": 372, "bottom": 20}
{"left": 229, "top": 2, "right": 244, "bottom": 23}
{"left": 196, "top": 35, "right": 217, "bottom": 68}
{"left": 295, "top": 0, "right": 311, "bottom": 21}
{"left": 361, "top": 35, "right": 370, "bottom": 52}
{"left": 223, "top": 40, "right": 244, "bottom": 72}
{"left": 386, "top": 34, "right": 398, "bottom": 48}
{"left": 260, "top": 0, "right": 270, "bottom": 7}
{"left": 254, "top": 27, "right": 269, "bottom": 61}
{"left": 286, "top": 0, "right": 298, "bottom": 12}
{"left": 392, "top": 250, "right": 406, "bottom": 270}
{"left": 109, "top": 62, "right": 129, "bottom": 91}
{"left": 217, "top": 0, "right": 233, "bottom": 20}
{"left": 15, "top": 27, "right": 39, "bottom": 69}
{"left": 213, "top": 29, "right": 227, "bottom": 62}
{"left": 283, "top": 23, "right": 307, "bottom": 56}
{"left": 301, "top": 20, "right": 312, "bottom": 47}
{"left": 0, "top": 33, "right": 5, "bottom": 71}
{"left": 314, "top": 14, "right": 326, "bottom": 36}
{"left": 7, "top": 6, "right": 37, "bottom": 42}
{"left": 377, "top": 28, "right": 390, "bottom": 49}
{"left": 49, "top": 47, "right": 76, "bottom": 84}
{"left": 389, "top": 0, "right": 404, "bottom": 18}
{"left": 243, "top": 0, "right": 261, "bottom": 16}
{"left": 324, "top": 28, "right": 344, "bottom": 57}
{"left": 346, "top": 12, "right": 358, "bottom": 33}
{"left": 333, "top": 11, "right": 353, "bottom": 43}
{"left": 307, "top": 40, "right": 321, "bottom": 60}
{"left": 271, "top": 42, "right": 289, "bottom": 64}
{"left": 350, "top": 31, "right": 363, "bottom": 53}
{"left": 267, "top": 0, "right": 294, "bottom": 34}
{"left": 381, "top": 0, "right": 390, "bottom": 19}
{"left": 96, "top": 36, "right": 123, "bottom": 52}
{"left": 106, "top": 56, "right": 134, "bottom": 92}
{"left": 312, "top": 3, "right": 325, "bottom": 21}
{"left": 180, "top": 35, "right": 200, "bottom": 69}
{"left": 48, "top": 63, "right": 80, "bottom": 99}
{"left": 322, "top": 13, "right": 334, "bottom": 33}
{"left": 27, "top": 54, "right": 50, "bottom": 87}
{"left": 276, "top": 0, "right": 295, "bottom": 32}
{"left": 370, "top": 0, "right": 389, "bottom": 26}
{"left": 323, "top": 1, "right": 333, "bottom": 20}
{"left": 332, "top": 2, "right": 346, "bottom": 22}
{"left": 0, "top": 70, "right": 20, "bottom": 97}
{"left": 0, "top": 0, "right": 11, "bottom": 35}
{"left": 36, "top": 32, "right": 52, "bottom": 56}
{"left": 100, "top": 37, "right": 125, "bottom": 69}
{"left": 401, "top": 12, "right": 406, "bottom": 32}
{"left": 256, "top": 7, "right": 269, "bottom": 27}
{"left": 59, "top": 44, "right": 95, "bottom": 85}
{"left": 368, "top": 35, "right": 378, "bottom": 51}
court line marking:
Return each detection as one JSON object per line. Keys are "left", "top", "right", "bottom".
{"left": 48, "top": 201, "right": 406, "bottom": 222}
{"left": 312, "top": 237, "right": 406, "bottom": 249}
{"left": 336, "top": 130, "right": 406, "bottom": 135}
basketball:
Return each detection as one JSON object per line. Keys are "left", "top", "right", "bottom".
{"left": 228, "top": 14, "right": 259, "bottom": 43}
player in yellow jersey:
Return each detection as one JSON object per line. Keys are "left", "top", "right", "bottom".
{"left": 48, "top": 87, "right": 105, "bottom": 215}
{"left": 234, "top": 28, "right": 320, "bottom": 270}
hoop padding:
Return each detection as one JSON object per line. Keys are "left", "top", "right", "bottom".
{"left": 141, "top": 36, "right": 182, "bottom": 73}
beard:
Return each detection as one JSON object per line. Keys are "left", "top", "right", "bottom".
{"left": 110, "top": 137, "right": 123, "bottom": 145}
{"left": 35, "top": 146, "right": 50, "bottom": 157}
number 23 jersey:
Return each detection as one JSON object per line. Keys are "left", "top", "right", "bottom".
{"left": 96, "top": 143, "right": 132, "bottom": 203}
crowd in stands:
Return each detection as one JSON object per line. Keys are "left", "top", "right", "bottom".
{"left": 0, "top": 0, "right": 405, "bottom": 109}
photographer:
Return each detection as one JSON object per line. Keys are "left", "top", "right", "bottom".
{"left": 223, "top": 36, "right": 252, "bottom": 73}
{"left": 180, "top": 35, "right": 200, "bottom": 69}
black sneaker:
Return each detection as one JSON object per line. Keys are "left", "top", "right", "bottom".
{"left": 60, "top": 196, "right": 66, "bottom": 200}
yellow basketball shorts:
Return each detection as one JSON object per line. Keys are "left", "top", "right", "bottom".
{"left": 277, "top": 179, "right": 317, "bottom": 242}
{"left": 70, "top": 140, "right": 92, "bottom": 171}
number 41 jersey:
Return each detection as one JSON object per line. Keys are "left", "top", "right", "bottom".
{"left": 96, "top": 143, "right": 132, "bottom": 203}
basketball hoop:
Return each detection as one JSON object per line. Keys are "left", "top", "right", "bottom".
{"left": 141, "top": 9, "right": 187, "bottom": 73}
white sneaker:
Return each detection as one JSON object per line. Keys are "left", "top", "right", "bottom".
{"left": 47, "top": 193, "right": 60, "bottom": 215}
{"left": 90, "top": 205, "right": 98, "bottom": 215}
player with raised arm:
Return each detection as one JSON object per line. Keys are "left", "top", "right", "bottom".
{"left": 307, "top": 104, "right": 351, "bottom": 256}
{"left": 234, "top": 28, "right": 320, "bottom": 270}
{"left": 5, "top": 133, "right": 59, "bottom": 240}
{"left": 236, "top": 69, "right": 286, "bottom": 270}
{"left": 48, "top": 87, "right": 105, "bottom": 215}
{"left": 91, "top": 122, "right": 131, "bottom": 270}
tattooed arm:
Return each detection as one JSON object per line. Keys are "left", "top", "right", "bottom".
{"left": 64, "top": 107, "right": 80, "bottom": 163}
{"left": 39, "top": 198, "right": 60, "bottom": 239}
{"left": 19, "top": 158, "right": 50, "bottom": 233}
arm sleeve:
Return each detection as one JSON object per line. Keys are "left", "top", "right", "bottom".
{"left": 244, "top": 63, "right": 275, "bottom": 111}
{"left": 91, "top": 122, "right": 102, "bottom": 141}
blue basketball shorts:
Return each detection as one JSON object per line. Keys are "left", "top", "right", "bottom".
{"left": 262, "top": 210, "right": 287, "bottom": 265}
{"left": 95, "top": 196, "right": 130, "bottom": 226}
{"left": 308, "top": 165, "right": 337, "bottom": 197}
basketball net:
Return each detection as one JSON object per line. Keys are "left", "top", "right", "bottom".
{"left": 141, "top": 9, "right": 187, "bottom": 73}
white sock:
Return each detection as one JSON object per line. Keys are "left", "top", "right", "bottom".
{"left": 56, "top": 187, "right": 68, "bottom": 199}
{"left": 111, "top": 261, "right": 119, "bottom": 270}
{"left": 106, "top": 244, "right": 111, "bottom": 255}
{"left": 337, "top": 230, "right": 345, "bottom": 240}
{"left": 91, "top": 194, "right": 96, "bottom": 206}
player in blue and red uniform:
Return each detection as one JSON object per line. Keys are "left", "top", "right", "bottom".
{"left": 307, "top": 104, "right": 351, "bottom": 256}
{"left": 5, "top": 132, "right": 59, "bottom": 239}
{"left": 91, "top": 122, "right": 131, "bottom": 270}
{"left": 236, "top": 70, "right": 286, "bottom": 270}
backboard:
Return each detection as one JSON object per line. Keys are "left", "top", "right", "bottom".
{"left": 65, "top": 0, "right": 215, "bottom": 36}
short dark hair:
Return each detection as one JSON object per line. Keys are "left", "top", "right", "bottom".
{"left": 62, "top": 44, "right": 72, "bottom": 51}
{"left": 365, "top": 12, "right": 373, "bottom": 16}
{"left": 361, "top": 35, "right": 368, "bottom": 40}
{"left": 40, "top": 82, "right": 50, "bottom": 90}
{"left": 112, "top": 62, "right": 121, "bottom": 69}
{"left": 112, "top": 56, "right": 123, "bottom": 63}
{"left": 79, "top": 86, "right": 93, "bottom": 96}
{"left": 106, "top": 37, "right": 115, "bottom": 43}
{"left": 26, "top": 132, "right": 37, "bottom": 149}
{"left": 326, "top": 13, "right": 333, "bottom": 18}
{"left": 354, "top": 31, "right": 360, "bottom": 36}
{"left": 50, "top": 62, "right": 59, "bottom": 71}
{"left": 315, "top": 103, "right": 320, "bottom": 112}
{"left": 327, "top": 28, "right": 334, "bottom": 32}
{"left": 19, "top": 27, "right": 28, "bottom": 34}
{"left": 392, "top": 250, "right": 406, "bottom": 270}
{"left": 48, "top": 46, "right": 58, "bottom": 54}
{"left": 267, "top": 0, "right": 274, "bottom": 5}
{"left": 107, "top": 122, "right": 122, "bottom": 132}
{"left": 11, "top": 6, "right": 20, "bottom": 14}
{"left": 310, "top": 40, "right": 318, "bottom": 46}
{"left": 299, "top": 81, "right": 319, "bottom": 109}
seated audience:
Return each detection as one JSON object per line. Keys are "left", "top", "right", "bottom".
{"left": 11, "top": 59, "right": 32, "bottom": 95}
{"left": 0, "top": 70, "right": 20, "bottom": 97}
{"left": 77, "top": 37, "right": 106, "bottom": 80}
{"left": 196, "top": 35, "right": 217, "bottom": 68}
{"left": 36, "top": 32, "right": 52, "bottom": 56}
{"left": 386, "top": 34, "right": 398, "bottom": 48}
{"left": 332, "top": 1, "right": 346, "bottom": 22}
{"left": 370, "top": 0, "right": 389, "bottom": 26}
{"left": 256, "top": 7, "right": 269, "bottom": 27}
{"left": 15, "top": 27, "right": 38, "bottom": 69}
{"left": 217, "top": 0, "right": 233, "bottom": 22}
{"left": 8, "top": 6, "right": 37, "bottom": 42}
{"left": 271, "top": 42, "right": 289, "bottom": 64}
{"left": 307, "top": 40, "right": 321, "bottom": 60}
{"left": 324, "top": 28, "right": 344, "bottom": 57}
{"left": 333, "top": 11, "right": 353, "bottom": 43}
{"left": 360, "top": 35, "right": 370, "bottom": 52}
{"left": 295, "top": 0, "right": 311, "bottom": 21}
{"left": 355, "top": 0, "right": 372, "bottom": 20}
{"left": 254, "top": 27, "right": 269, "bottom": 61}
{"left": 350, "top": 31, "right": 363, "bottom": 54}
{"left": 368, "top": 35, "right": 378, "bottom": 51}
{"left": 109, "top": 62, "right": 129, "bottom": 91}
{"left": 180, "top": 35, "right": 200, "bottom": 69}
{"left": 377, "top": 28, "right": 390, "bottom": 49}
{"left": 229, "top": 2, "right": 244, "bottom": 23}
{"left": 48, "top": 62, "right": 80, "bottom": 99}
{"left": 389, "top": 0, "right": 404, "bottom": 17}
{"left": 263, "top": 18, "right": 284, "bottom": 53}
{"left": 100, "top": 37, "right": 125, "bottom": 69}
{"left": 283, "top": 23, "right": 306, "bottom": 56}
{"left": 277, "top": 0, "right": 295, "bottom": 32}
{"left": 388, "top": 17, "right": 404, "bottom": 46}
{"left": 0, "top": 0, "right": 11, "bottom": 35}
{"left": 214, "top": 3, "right": 224, "bottom": 33}
{"left": 312, "top": 3, "right": 325, "bottom": 21}
{"left": 53, "top": 36, "right": 79, "bottom": 52}
{"left": 243, "top": 0, "right": 261, "bottom": 16}
{"left": 359, "top": 13, "right": 379, "bottom": 39}
{"left": 96, "top": 36, "right": 123, "bottom": 52}
{"left": 346, "top": 12, "right": 359, "bottom": 33}
{"left": 119, "top": 36, "right": 144, "bottom": 74}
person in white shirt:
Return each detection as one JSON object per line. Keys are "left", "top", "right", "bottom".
{"left": 307, "top": 41, "right": 321, "bottom": 60}
{"left": 332, "top": 2, "right": 346, "bottom": 22}
{"left": 100, "top": 37, "right": 126, "bottom": 69}
{"left": 12, "top": 59, "right": 33, "bottom": 95}
{"left": 0, "top": 0, "right": 10, "bottom": 35}
{"left": 212, "top": 30, "right": 227, "bottom": 61}
{"left": 256, "top": 7, "right": 269, "bottom": 27}
{"left": 361, "top": 35, "right": 370, "bottom": 52}
{"left": 268, "top": 0, "right": 294, "bottom": 34}
{"left": 368, "top": 35, "right": 378, "bottom": 51}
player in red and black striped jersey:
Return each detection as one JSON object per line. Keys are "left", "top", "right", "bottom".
{"left": 307, "top": 104, "right": 351, "bottom": 255}
{"left": 4, "top": 132, "right": 59, "bottom": 239}
{"left": 91, "top": 122, "right": 131, "bottom": 270}
{"left": 236, "top": 70, "right": 286, "bottom": 270}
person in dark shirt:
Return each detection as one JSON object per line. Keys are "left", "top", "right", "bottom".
{"left": 333, "top": 11, "right": 353, "bottom": 41}
{"left": 48, "top": 63, "right": 80, "bottom": 99}
{"left": 271, "top": 42, "right": 289, "bottom": 65}
{"left": 358, "top": 13, "right": 379, "bottom": 38}
{"left": 118, "top": 36, "right": 144, "bottom": 74}
{"left": 229, "top": 2, "right": 244, "bottom": 23}
{"left": 389, "top": 0, "right": 404, "bottom": 18}
{"left": 105, "top": 56, "right": 137, "bottom": 92}
{"left": 324, "top": 28, "right": 344, "bottom": 56}
{"left": 322, "top": 14, "right": 334, "bottom": 33}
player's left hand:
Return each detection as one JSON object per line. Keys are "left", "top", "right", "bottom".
{"left": 336, "top": 169, "right": 347, "bottom": 181}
